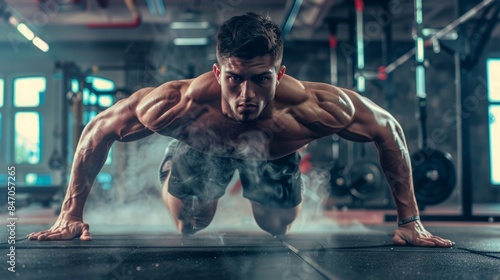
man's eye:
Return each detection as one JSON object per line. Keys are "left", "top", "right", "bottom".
{"left": 229, "top": 76, "right": 242, "bottom": 82}
{"left": 257, "top": 77, "right": 269, "bottom": 83}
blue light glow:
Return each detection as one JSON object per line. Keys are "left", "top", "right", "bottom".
{"left": 489, "top": 105, "right": 500, "bottom": 184}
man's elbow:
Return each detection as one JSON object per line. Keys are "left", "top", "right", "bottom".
{"left": 339, "top": 90, "right": 356, "bottom": 125}
{"left": 387, "top": 115, "right": 404, "bottom": 136}
{"left": 376, "top": 114, "right": 407, "bottom": 146}
{"left": 79, "top": 115, "right": 117, "bottom": 145}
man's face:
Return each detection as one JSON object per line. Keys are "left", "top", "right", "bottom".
{"left": 213, "top": 55, "right": 285, "bottom": 122}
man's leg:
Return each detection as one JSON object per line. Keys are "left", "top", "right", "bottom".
{"left": 158, "top": 140, "right": 233, "bottom": 235}
{"left": 161, "top": 171, "right": 218, "bottom": 235}
{"left": 239, "top": 152, "right": 303, "bottom": 236}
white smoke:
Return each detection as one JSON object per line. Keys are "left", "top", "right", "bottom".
{"left": 84, "top": 134, "right": 372, "bottom": 235}
{"left": 85, "top": 135, "right": 178, "bottom": 231}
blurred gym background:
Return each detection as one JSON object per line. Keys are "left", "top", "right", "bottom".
{"left": 0, "top": 0, "right": 499, "bottom": 224}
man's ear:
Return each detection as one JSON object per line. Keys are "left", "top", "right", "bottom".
{"left": 213, "top": 64, "right": 221, "bottom": 84}
{"left": 277, "top": 65, "right": 286, "bottom": 85}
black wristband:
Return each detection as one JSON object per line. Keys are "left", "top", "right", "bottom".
{"left": 398, "top": 215, "right": 420, "bottom": 226}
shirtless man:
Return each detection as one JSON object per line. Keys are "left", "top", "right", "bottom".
{"left": 28, "top": 12, "right": 453, "bottom": 247}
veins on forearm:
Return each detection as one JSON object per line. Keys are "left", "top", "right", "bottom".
{"left": 66, "top": 127, "right": 111, "bottom": 199}
{"left": 376, "top": 129, "right": 412, "bottom": 188}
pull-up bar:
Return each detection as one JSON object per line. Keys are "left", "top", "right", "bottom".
{"left": 380, "top": 0, "right": 497, "bottom": 76}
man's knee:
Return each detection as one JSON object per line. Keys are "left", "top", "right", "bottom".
{"left": 164, "top": 193, "right": 219, "bottom": 235}
{"left": 256, "top": 219, "right": 293, "bottom": 236}
{"left": 175, "top": 219, "right": 211, "bottom": 235}
{"left": 251, "top": 202, "right": 301, "bottom": 236}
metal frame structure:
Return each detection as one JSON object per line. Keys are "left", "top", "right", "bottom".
{"left": 328, "top": 0, "right": 500, "bottom": 218}
{"left": 385, "top": 0, "right": 500, "bottom": 223}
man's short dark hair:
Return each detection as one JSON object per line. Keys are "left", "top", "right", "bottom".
{"left": 216, "top": 12, "right": 283, "bottom": 69}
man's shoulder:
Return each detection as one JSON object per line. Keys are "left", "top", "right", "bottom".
{"left": 299, "top": 79, "right": 342, "bottom": 94}
{"left": 281, "top": 77, "right": 354, "bottom": 133}
{"left": 278, "top": 75, "right": 343, "bottom": 104}
{"left": 147, "top": 72, "right": 219, "bottom": 102}
{"left": 276, "top": 75, "right": 307, "bottom": 105}
{"left": 184, "top": 72, "right": 221, "bottom": 101}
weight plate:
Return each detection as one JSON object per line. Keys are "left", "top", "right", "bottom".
{"left": 329, "top": 166, "right": 349, "bottom": 197}
{"left": 345, "top": 161, "right": 384, "bottom": 200}
{"left": 411, "top": 148, "right": 456, "bottom": 205}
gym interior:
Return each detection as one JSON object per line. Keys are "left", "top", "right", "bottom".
{"left": 0, "top": 0, "right": 499, "bottom": 279}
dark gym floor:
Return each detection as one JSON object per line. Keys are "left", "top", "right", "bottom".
{"left": 1, "top": 206, "right": 500, "bottom": 280}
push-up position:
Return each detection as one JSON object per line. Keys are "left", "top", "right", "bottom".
{"left": 29, "top": 12, "right": 453, "bottom": 247}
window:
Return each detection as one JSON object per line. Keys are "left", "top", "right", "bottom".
{"left": 88, "top": 76, "right": 115, "bottom": 91}
{"left": 0, "top": 114, "right": 2, "bottom": 149}
{"left": 487, "top": 59, "right": 500, "bottom": 185}
{"left": 71, "top": 78, "right": 80, "bottom": 93}
{"left": 15, "top": 112, "right": 41, "bottom": 164}
{"left": 487, "top": 59, "right": 500, "bottom": 102}
{"left": 13, "top": 76, "right": 46, "bottom": 164}
{"left": 0, "top": 78, "right": 4, "bottom": 107}
{"left": 14, "top": 77, "right": 46, "bottom": 107}
{"left": 98, "top": 95, "right": 114, "bottom": 107}
{"left": 97, "top": 173, "right": 112, "bottom": 190}
{"left": 84, "top": 76, "right": 115, "bottom": 106}
{"left": 25, "top": 173, "right": 52, "bottom": 186}
{"left": 0, "top": 78, "right": 3, "bottom": 149}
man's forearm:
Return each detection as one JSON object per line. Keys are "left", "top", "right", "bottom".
{"left": 379, "top": 148, "right": 419, "bottom": 219}
{"left": 376, "top": 127, "right": 419, "bottom": 220}
{"left": 60, "top": 123, "right": 115, "bottom": 219}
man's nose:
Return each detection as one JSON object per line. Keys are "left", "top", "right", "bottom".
{"left": 240, "top": 81, "right": 255, "bottom": 100}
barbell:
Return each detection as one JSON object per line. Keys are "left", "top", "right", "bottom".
{"left": 328, "top": 148, "right": 456, "bottom": 206}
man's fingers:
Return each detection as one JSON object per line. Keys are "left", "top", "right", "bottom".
{"left": 36, "top": 232, "right": 59, "bottom": 240}
{"left": 428, "top": 236, "right": 454, "bottom": 247}
{"left": 27, "top": 232, "right": 40, "bottom": 240}
{"left": 38, "top": 227, "right": 73, "bottom": 240}
{"left": 27, "top": 222, "right": 92, "bottom": 241}
{"left": 36, "top": 234, "right": 49, "bottom": 240}
{"left": 417, "top": 234, "right": 453, "bottom": 247}
{"left": 413, "top": 237, "right": 441, "bottom": 247}
{"left": 42, "top": 231, "right": 72, "bottom": 240}
{"left": 392, "top": 234, "right": 407, "bottom": 246}
{"left": 28, "top": 230, "right": 50, "bottom": 240}
{"left": 28, "top": 234, "right": 38, "bottom": 240}
{"left": 80, "top": 224, "right": 92, "bottom": 241}
{"left": 27, "top": 229, "right": 59, "bottom": 240}
{"left": 28, "top": 231, "right": 62, "bottom": 240}
{"left": 393, "top": 232, "right": 450, "bottom": 247}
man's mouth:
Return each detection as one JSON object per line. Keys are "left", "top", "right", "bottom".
{"left": 237, "top": 103, "right": 257, "bottom": 109}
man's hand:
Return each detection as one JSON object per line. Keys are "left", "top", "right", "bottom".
{"left": 28, "top": 218, "right": 92, "bottom": 241}
{"left": 392, "top": 220, "right": 453, "bottom": 247}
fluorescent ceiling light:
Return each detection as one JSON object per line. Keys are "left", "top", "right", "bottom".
{"left": 170, "top": 22, "right": 210, "bottom": 29}
{"left": 173, "top": 38, "right": 209, "bottom": 45}
{"left": 32, "top": 37, "right": 49, "bottom": 52}
{"left": 2, "top": 6, "right": 49, "bottom": 53}
{"left": 8, "top": 15, "right": 19, "bottom": 27}
{"left": 17, "top": 23, "right": 35, "bottom": 40}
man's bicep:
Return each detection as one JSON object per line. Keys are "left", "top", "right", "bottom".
{"left": 85, "top": 88, "right": 156, "bottom": 142}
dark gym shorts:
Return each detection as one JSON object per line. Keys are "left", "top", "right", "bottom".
{"left": 158, "top": 140, "right": 303, "bottom": 208}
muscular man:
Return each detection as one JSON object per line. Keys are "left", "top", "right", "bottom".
{"left": 29, "top": 12, "right": 453, "bottom": 247}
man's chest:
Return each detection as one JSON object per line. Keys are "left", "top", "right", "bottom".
{"left": 160, "top": 106, "right": 312, "bottom": 159}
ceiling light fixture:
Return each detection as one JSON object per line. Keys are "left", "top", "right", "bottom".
{"left": 0, "top": 5, "right": 50, "bottom": 53}
{"left": 170, "top": 21, "right": 210, "bottom": 30}
{"left": 173, "top": 38, "right": 209, "bottom": 46}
